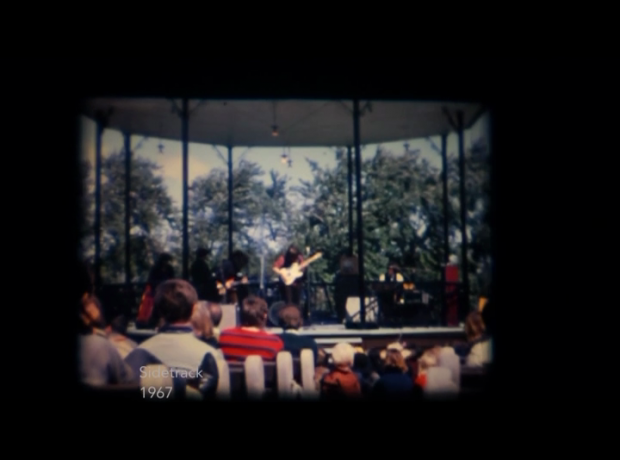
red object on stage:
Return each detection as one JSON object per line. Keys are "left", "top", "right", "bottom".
{"left": 445, "top": 264, "right": 459, "bottom": 326}
{"left": 445, "top": 265, "right": 459, "bottom": 283}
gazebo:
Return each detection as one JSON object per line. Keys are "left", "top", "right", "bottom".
{"left": 81, "top": 98, "right": 486, "bottom": 325}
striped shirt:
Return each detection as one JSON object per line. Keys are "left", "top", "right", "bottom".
{"left": 219, "top": 327, "right": 284, "bottom": 361}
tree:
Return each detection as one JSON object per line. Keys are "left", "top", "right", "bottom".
{"left": 98, "top": 151, "right": 178, "bottom": 283}
{"left": 188, "top": 159, "right": 297, "bottom": 277}
{"left": 446, "top": 137, "right": 491, "bottom": 299}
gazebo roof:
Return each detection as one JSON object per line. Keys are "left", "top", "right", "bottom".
{"left": 80, "top": 98, "right": 485, "bottom": 147}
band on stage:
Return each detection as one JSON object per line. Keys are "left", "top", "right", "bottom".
{"left": 186, "top": 244, "right": 429, "bottom": 324}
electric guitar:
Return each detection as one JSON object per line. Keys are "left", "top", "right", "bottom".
{"left": 275, "top": 252, "right": 323, "bottom": 286}
{"left": 216, "top": 276, "right": 248, "bottom": 295}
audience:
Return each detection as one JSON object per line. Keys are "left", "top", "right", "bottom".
{"left": 79, "top": 294, "right": 134, "bottom": 386}
{"left": 191, "top": 301, "right": 220, "bottom": 349}
{"left": 125, "top": 279, "right": 220, "bottom": 399}
{"left": 219, "top": 296, "right": 284, "bottom": 361}
{"left": 84, "top": 295, "right": 107, "bottom": 337}
{"left": 105, "top": 315, "right": 138, "bottom": 359}
{"left": 314, "top": 348, "right": 330, "bottom": 389}
{"left": 454, "top": 311, "right": 488, "bottom": 362}
{"left": 79, "top": 249, "right": 490, "bottom": 399}
{"left": 414, "top": 346, "right": 441, "bottom": 389}
{"left": 207, "top": 303, "right": 223, "bottom": 341}
{"left": 320, "top": 342, "right": 362, "bottom": 399}
{"left": 466, "top": 307, "right": 492, "bottom": 367}
{"left": 277, "top": 304, "right": 319, "bottom": 362}
{"left": 371, "top": 343, "right": 414, "bottom": 399}
{"left": 352, "top": 352, "right": 380, "bottom": 396}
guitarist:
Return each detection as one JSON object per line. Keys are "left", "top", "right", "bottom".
{"left": 272, "top": 245, "right": 306, "bottom": 307}
{"left": 217, "top": 250, "right": 250, "bottom": 305}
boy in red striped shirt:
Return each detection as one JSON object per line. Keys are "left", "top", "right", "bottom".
{"left": 219, "top": 296, "right": 284, "bottom": 361}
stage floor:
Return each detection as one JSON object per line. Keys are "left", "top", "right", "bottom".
{"left": 126, "top": 324, "right": 466, "bottom": 350}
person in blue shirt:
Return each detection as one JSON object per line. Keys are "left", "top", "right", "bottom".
{"left": 276, "top": 304, "right": 318, "bottom": 362}
{"left": 371, "top": 343, "right": 414, "bottom": 399}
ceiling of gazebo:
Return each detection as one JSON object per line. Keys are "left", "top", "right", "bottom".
{"left": 80, "top": 99, "right": 485, "bottom": 147}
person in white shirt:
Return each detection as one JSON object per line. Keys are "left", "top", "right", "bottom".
{"left": 125, "top": 279, "right": 221, "bottom": 399}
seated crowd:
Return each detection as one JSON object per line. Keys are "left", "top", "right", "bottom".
{"left": 77, "top": 262, "right": 492, "bottom": 400}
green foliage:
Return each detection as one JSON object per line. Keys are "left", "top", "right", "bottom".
{"left": 85, "top": 151, "right": 179, "bottom": 283}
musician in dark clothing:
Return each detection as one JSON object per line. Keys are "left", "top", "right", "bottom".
{"left": 190, "top": 248, "right": 219, "bottom": 302}
{"left": 272, "top": 245, "right": 305, "bottom": 307}
{"left": 334, "top": 254, "right": 359, "bottom": 323}
{"left": 218, "top": 250, "right": 249, "bottom": 306}
{"left": 145, "top": 253, "right": 175, "bottom": 327}
{"left": 377, "top": 261, "right": 405, "bottom": 323}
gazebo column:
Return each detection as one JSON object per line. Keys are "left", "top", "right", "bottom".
{"left": 228, "top": 145, "right": 233, "bottom": 257}
{"left": 457, "top": 110, "right": 470, "bottom": 319}
{"left": 124, "top": 133, "right": 132, "bottom": 286}
{"left": 353, "top": 100, "right": 366, "bottom": 326}
{"left": 441, "top": 133, "right": 449, "bottom": 320}
{"left": 182, "top": 98, "right": 189, "bottom": 280}
{"left": 93, "top": 112, "right": 106, "bottom": 292}
{"left": 347, "top": 145, "right": 354, "bottom": 254}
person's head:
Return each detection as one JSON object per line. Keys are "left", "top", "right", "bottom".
{"left": 418, "top": 346, "right": 441, "bottom": 371}
{"left": 384, "top": 348, "right": 408, "bottom": 373}
{"left": 196, "top": 248, "right": 209, "bottom": 259}
{"left": 156, "top": 253, "right": 173, "bottom": 267}
{"left": 207, "top": 303, "right": 222, "bottom": 328}
{"left": 339, "top": 255, "right": 358, "bottom": 275}
{"left": 240, "top": 296, "right": 269, "bottom": 328}
{"left": 287, "top": 245, "right": 299, "bottom": 255}
{"left": 80, "top": 295, "right": 105, "bottom": 330}
{"left": 108, "top": 315, "right": 129, "bottom": 335}
{"left": 279, "top": 305, "right": 303, "bottom": 330}
{"left": 387, "top": 261, "right": 399, "bottom": 275}
{"left": 154, "top": 279, "right": 198, "bottom": 325}
{"left": 284, "top": 245, "right": 300, "bottom": 265}
{"left": 331, "top": 342, "right": 356, "bottom": 369}
{"left": 465, "top": 311, "right": 486, "bottom": 341}
{"left": 191, "top": 301, "right": 214, "bottom": 339}
{"left": 230, "top": 250, "right": 249, "bottom": 271}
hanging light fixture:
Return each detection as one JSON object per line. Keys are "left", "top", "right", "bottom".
{"left": 272, "top": 101, "right": 278, "bottom": 136}
{"left": 281, "top": 148, "right": 288, "bottom": 164}
{"left": 157, "top": 121, "right": 164, "bottom": 153}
